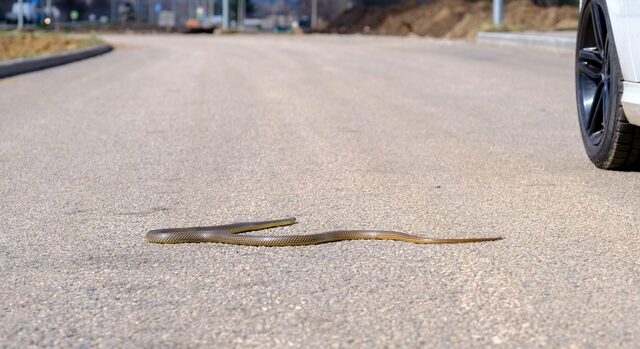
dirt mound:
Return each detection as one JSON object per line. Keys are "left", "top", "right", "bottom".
{"left": 322, "top": 0, "right": 579, "bottom": 39}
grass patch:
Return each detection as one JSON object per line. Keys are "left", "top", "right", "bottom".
{"left": 0, "top": 31, "right": 104, "bottom": 61}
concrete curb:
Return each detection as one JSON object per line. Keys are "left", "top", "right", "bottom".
{"left": 477, "top": 31, "right": 576, "bottom": 50}
{"left": 0, "top": 43, "right": 113, "bottom": 79}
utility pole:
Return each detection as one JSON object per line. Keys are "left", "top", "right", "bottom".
{"left": 237, "top": 0, "right": 244, "bottom": 29}
{"left": 16, "top": 0, "right": 23, "bottom": 30}
{"left": 222, "top": 0, "right": 229, "bottom": 29}
{"left": 148, "top": 0, "right": 153, "bottom": 25}
{"left": 311, "top": 0, "right": 317, "bottom": 29}
{"left": 493, "top": 0, "right": 503, "bottom": 28}
{"left": 111, "top": 0, "right": 116, "bottom": 24}
{"left": 133, "top": 0, "right": 138, "bottom": 23}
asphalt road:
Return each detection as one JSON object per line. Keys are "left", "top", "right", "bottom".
{"left": 1, "top": 34, "right": 639, "bottom": 348}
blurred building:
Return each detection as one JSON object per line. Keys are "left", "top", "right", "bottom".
{"left": 1, "top": 0, "right": 219, "bottom": 24}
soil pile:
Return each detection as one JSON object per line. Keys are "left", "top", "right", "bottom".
{"left": 322, "top": 0, "right": 579, "bottom": 39}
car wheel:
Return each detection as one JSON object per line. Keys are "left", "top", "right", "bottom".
{"left": 575, "top": 0, "right": 640, "bottom": 169}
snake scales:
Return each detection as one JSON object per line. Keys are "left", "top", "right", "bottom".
{"left": 146, "top": 217, "right": 502, "bottom": 246}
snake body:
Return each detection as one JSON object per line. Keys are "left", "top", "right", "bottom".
{"left": 146, "top": 217, "right": 502, "bottom": 246}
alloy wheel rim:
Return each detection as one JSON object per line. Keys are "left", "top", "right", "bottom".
{"left": 577, "top": 1, "right": 611, "bottom": 146}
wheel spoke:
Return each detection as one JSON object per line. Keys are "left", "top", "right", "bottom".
{"left": 590, "top": 2, "right": 606, "bottom": 52}
{"left": 587, "top": 80, "right": 605, "bottom": 134}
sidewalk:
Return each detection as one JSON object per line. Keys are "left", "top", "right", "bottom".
{"left": 476, "top": 31, "right": 576, "bottom": 50}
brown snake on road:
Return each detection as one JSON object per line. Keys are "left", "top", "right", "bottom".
{"left": 146, "top": 217, "right": 502, "bottom": 246}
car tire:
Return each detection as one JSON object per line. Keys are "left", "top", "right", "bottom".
{"left": 575, "top": 0, "right": 640, "bottom": 169}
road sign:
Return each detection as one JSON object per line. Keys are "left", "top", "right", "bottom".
{"left": 158, "top": 11, "right": 175, "bottom": 27}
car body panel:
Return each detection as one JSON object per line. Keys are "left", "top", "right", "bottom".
{"left": 622, "top": 82, "right": 640, "bottom": 125}
{"left": 607, "top": 0, "right": 639, "bottom": 82}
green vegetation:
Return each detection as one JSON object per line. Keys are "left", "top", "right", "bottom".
{"left": 0, "top": 32, "right": 104, "bottom": 61}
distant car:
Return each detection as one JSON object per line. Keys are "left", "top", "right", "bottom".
{"left": 575, "top": 0, "right": 640, "bottom": 169}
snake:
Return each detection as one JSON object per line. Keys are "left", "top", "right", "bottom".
{"left": 146, "top": 217, "right": 502, "bottom": 246}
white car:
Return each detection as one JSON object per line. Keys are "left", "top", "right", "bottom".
{"left": 576, "top": 0, "right": 640, "bottom": 169}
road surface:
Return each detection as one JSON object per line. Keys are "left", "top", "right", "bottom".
{"left": 1, "top": 34, "right": 638, "bottom": 348}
